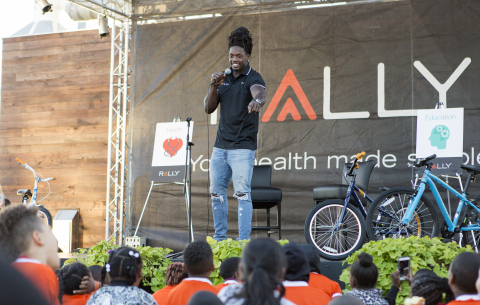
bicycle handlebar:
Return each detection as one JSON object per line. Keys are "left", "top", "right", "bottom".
{"left": 347, "top": 151, "right": 366, "bottom": 176}
{"left": 16, "top": 158, "right": 55, "bottom": 181}
{"left": 415, "top": 154, "right": 437, "bottom": 167}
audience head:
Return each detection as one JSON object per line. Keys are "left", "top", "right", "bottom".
{"left": 4, "top": 198, "right": 10, "bottom": 207}
{"left": 283, "top": 242, "right": 310, "bottom": 282}
{"left": 448, "top": 252, "right": 480, "bottom": 297}
{"left": 411, "top": 269, "right": 453, "bottom": 305}
{"left": 88, "top": 265, "right": 103, "bottom": 282}
{"left": 219, "top": 257, "right": 241, "bottom": 281}
{"left": 58, "top": 262, "right": 91, "bottom": 302}
{"left": 300, "top": 244, "right": 321, "bottom": 274}
{"left": 183, "top": 241, "right": 214, "bottom": 277}
{"left": 187, "top": 291, "right": 223, "bottom": 305}
{"left": 165, "top": 262, "right": 188, "bottom": 286}
{"left": 349, "top": 252, "right": 377, "bottom": 289}
{"left": 328, "top": 295, "right": 364, "bottom": 305}
{"left": 238, "top": 238, "right": 287, "bottom": 305}
{"left": 0, "top": 258, "right": 51, "bottom": 305}
{"left": 0, "top": 205, "right": 59, "bottom": 267}
{"left": 101, "top": 246, "right": 143, "bottom": 287}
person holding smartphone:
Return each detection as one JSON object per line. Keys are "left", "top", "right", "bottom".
{"left": 346, "top": 253, "right": 401, "bottom": 305}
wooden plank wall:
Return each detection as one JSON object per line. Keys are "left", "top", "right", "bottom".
{"left": 0, "top": 30, "right": 110, "bottom": 248}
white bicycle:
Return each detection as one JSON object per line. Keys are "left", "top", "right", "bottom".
{"left": 16, "top": 158, "right": 55, "bottom": 227}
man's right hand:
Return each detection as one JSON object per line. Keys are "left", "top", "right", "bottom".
{"left": 211, "top": 72, "right": 226, "bottom": 86}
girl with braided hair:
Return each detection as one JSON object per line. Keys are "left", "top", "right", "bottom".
{"left": 153, "top": 262, "right": 188, "bottom": 305}
{"left": 217, "top": 238, "right": 294, "bottom": 305}
{"left": 86, "top": 246, "right": 156, "bottom": 305}
{"left": 57, "top": 262, "right": 94, "bottom": 305}
{"left": 410, "top": 269, "right": 454, "bottom": 305}
{"left": 204, "top": 26, "right": 266, "bottom": 242}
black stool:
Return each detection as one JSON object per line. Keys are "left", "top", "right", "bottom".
{"left": 251, "top": 165, "right": 282, "bottom": 238}
{"left": 312, "top": 160, "right": 376, "bottom": 207}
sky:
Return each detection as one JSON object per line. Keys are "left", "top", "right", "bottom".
{"left": 1, "top": 0, "right": 35, "bottom": 39}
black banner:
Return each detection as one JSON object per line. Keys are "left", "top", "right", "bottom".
{"left": 130, "top": 0, "right": 480, "bottom": 251}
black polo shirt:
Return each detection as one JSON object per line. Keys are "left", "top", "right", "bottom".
{"left": 214, "top": 65, "right": 265, "bottom": 150}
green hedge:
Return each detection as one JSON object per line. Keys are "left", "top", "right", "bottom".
{"left": 65, "top": 237, "right": 289, "bottom": 292}
{"left": 339, "top": 236, "right": 473, "bottom": 305}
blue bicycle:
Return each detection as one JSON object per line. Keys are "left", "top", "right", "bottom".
{"left": 367, "top": 154, "right": 480, "bottom": 251}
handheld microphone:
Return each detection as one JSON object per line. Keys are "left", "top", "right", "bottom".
{"left": 210, "top": 68, "right": 232, "bottom": 85}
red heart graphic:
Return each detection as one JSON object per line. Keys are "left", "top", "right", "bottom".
{"left": 163, "top": 138, "right": 183, "bottom": 157}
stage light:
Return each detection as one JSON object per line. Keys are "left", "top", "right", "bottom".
{"left": 99, "top": 15, "right": 109, "bottom": 38}
{"left": 36, "top": 0, "right": 53, "bottom": 14}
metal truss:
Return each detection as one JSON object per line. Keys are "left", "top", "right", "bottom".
{"left": 66, "top": 0, "right": 132, "bottom": 21}
{"left": 105, "top": 17, "right": 131, "bottom": 245}
{"left": 132, "top": 0, "right": 391, "bottom": 21}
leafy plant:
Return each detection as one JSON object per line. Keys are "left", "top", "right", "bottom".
{"left": 206, "top": 236, "right": 289, "bottom": 285}
{"left": 339, "top": 236, "right": 472, "bottom": 305}
{"left": 65, "top": 237, "right": 289, "bottom": 292}
{"left": 64, "top": 239, "right": 173, "bottom": 292}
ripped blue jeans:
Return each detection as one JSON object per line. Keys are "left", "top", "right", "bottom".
{"left": 210, "top": 147, "right": 255, "bottom": 241}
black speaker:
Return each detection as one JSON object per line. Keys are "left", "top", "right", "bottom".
{"left": 319, "top": 260, "right": 350, "bottom": 290}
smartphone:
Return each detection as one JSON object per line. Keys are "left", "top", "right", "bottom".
{"left": 398, "top": 256, "right": 410, "bottom": 281}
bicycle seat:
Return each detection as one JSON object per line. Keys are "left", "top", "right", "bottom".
{"left": 460, "top": 164, "right": 480, "bottom": 174}
{"left": 17, "top": 189, "right": 32, "bottom": 196}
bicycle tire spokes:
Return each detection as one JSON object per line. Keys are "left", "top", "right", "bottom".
{"left": 368, "top": 189, "right": 437, "bottom": 240}
{"left": 310, "top": 203, "right": 363, "bottom": 257}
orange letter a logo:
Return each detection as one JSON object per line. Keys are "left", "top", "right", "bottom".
{"left": 262, "top": 69, "right": 317, "bottom": 122}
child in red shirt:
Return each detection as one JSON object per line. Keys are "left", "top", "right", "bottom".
{"left": 0, "top": 205, "right": 61, "bottom": 305}
{"left": 215, "top": 257, "right": 241, "bottom": 292}
{"left": 446, "top": 252, "right": 480, "bottom": 305}
{"left": 166, "top": 241, "right": 217, "bottom": 305}
{"left": 58, "top": 262, "right": 97, "bottom": 305}
{"left": 300, "top": 244, "right": 342, "bottom": 299}
{"left": 153, "top": 262, "right": 188, "bottom": 305}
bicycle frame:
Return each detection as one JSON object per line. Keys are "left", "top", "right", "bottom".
{"left": 16, "top": 158, "right": 53, "bottom": 207}
{"left": 401, "top": 169, "right": 480, "bottom": 232}
{"left": 336, "top": 175, "right": 373, "bottom": 228}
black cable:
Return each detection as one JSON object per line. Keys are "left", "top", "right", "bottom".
{"left": 206, "top": 84, "right": 212, "bottom": 236}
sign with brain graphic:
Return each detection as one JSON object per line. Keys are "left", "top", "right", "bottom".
{"left": 416, "top": 108, "right": 463, "bottom": 174}
{"left": 151, "top": 121, "right": 194, "bottom": 182}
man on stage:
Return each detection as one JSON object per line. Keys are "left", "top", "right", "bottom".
{"left": 204, "top": 26, "right": 266, "bottom": 241}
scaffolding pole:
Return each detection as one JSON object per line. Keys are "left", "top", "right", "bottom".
{"left": 105, "top": 15, "right": 131, "bottom": 246}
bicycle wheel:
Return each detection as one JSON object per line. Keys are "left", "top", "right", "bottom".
{"left": 304, "top": 199, "right": 366, "bottom": 261}
{"left": 461, "top": 194, "right": 480, "bottom": 252}
{"left": 37, "top": 206, "right": 53, "bottom": 228}
{"left": 366, "top": 187, "right": 439, "bottom": 241}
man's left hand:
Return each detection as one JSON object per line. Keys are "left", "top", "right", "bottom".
{"left": 248, "top": 100, "right": 262, "bottom": 113}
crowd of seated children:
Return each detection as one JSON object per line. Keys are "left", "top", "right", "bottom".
{"left": 9, "top": 203, "right": 480, "bottom": 305}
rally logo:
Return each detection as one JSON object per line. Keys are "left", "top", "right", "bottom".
{"left": 163, "top": 138, "right": 183, "bottom": 157}
{"left": 159, "top": 171, "right": 181, "bottom": 177}
{"left": 262, "top": 69, "right": 317, "bottom": 122}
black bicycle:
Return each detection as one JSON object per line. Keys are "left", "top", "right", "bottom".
{"left": 304, "top": 152, "right": 375, "bottom": 260}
